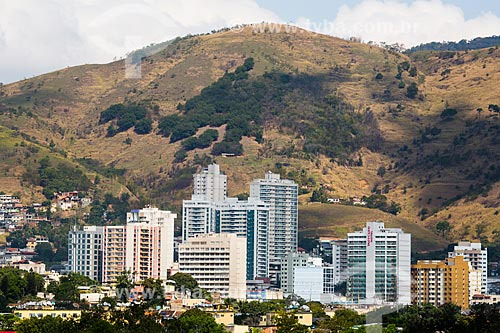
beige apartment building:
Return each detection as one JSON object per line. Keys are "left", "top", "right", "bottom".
{"left": 178, "top": 233, "right": 247, "bottom": 300}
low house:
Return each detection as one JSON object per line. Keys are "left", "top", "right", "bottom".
{"left": 14, "top": 309, "right": 81, "bottom": 320}
{"left": 52, "top": 192, "right": 90, "bottom": 211}
{"left": 258, "top": 311, "right": 313, "bottom": 327}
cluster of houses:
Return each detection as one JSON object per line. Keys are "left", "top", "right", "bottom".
{"left": 0, "top": 192, "right": 91, "bottom": 232}
{"left": 52, "top": 191, "right": 91, "bottom": 211}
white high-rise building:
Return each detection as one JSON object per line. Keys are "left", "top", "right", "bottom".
{"left": 213, "top": 197, "right": 270, "bottom": 279}
{"left": 68, "top": 226, "right": 104, "bottom": 282}
{"left": 193, "top": 164, "right": 227, "bottom": 202}
{"left": 347, "top": 222, "right": 411, "bottom": 305}
{"left": 182, "top": 197, "right": 214, "bottom": 242}
{"left": 449, "top": 241, "right": 488, "bottom": 294}
{"left": 178, "top": 233, "right": 247, "bottom": 300}
{"left": 332, "top": 239, "right": 348, "bottom": 284}
{"left": 182, "top": 196, "right": 269, "bottom": 279}
{"left": 181, "top": 164, "right": 227, "bottom": 242}
{"left": 250, "top": 172, "right": 298, "bottom": 267}
{"left": 280, "top": 252, "right": 322, "bottom": 296}
{"left": 69, "top": 207, "right": 176, "bottom": 283}
{"left": 182, "top": 165, "right": 270, "bottom": 280}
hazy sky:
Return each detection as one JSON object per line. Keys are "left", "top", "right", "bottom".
{"left": 1, "top": 0, "right": 499, "bottom": 83}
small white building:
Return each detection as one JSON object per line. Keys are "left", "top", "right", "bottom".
{"left": 293, "top": 266, "right": 336, "bottom": 302}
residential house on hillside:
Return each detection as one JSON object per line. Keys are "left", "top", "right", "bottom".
{"left": 52, "top": 191, "right": 91, "bottom": 211}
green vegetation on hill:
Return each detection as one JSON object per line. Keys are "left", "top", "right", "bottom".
{"left": 406, "top": 35, "right": 500, "bottom": 53}
{"left": 161, "top": 57, "right": 377, "bottom": 161}
{"left": 22, "top": 156, "right": 91, "bottom": 199}
{"left": 100, "top": 103, "right": 152, "bottom": 136}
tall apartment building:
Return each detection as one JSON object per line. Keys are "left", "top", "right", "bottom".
{"left": 214, "top": 198, "right": 270, "bottom": 279}
{"left": 332, "top": 239, "right": 348, "bottom": 284}
{"left": 178, "top": 233, "right": 247, "bottom": 300}
{"left": 250, "top": 172, "right": 298, "bottom": 266}
{"left": 69, "top": 207, "right": 176, "bottom": 283}
{"left": 68, "top": 226, "right": 103, "bottom": 282}
{"left": 182, "top": 197, "right": 214, "bottom": 242}
{"left": 193, "top": 163, "right": 227, "bottom": 202}
{"left": 448, "top": 241, "right": 488, "bottom": 294}
{"left": 347, "top": 222, "right": 411, "bottom": 305}
{"left": 182, "top": 165, "right": 270, "bottom": 280}
{"left": 280, "top": 252, "right": 323, "bottom": 296}
{"left": 412, "top": 256, "right": 471, "bottom": 309}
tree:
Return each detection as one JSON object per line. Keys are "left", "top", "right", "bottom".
{"left": 377, "top": 166, "right": 386, "bottom": 177}
{"left": 15, "top": 315, "right": 77, "bottom": 333}
{"left": 106, "top": 124, "right": 117, "bottom": 137}
{"left": 311, "top": 188, "right": 328, "bottom": 203}
{"left": 117, "top": 112, "right": 136, "bottom": 131}
{"left": 25, "top": 270, "right": 44, "bottom": 296}
{"left": 274, "top": 311, "right": 309, "bottom": 333}
{"left": 116, "top": 270, "right": 134, "bottom": 290}
{"left": 375, "top": 73, "right": 384, "bottom": 80}
{"left": 48, "top": 273, "right": 95, "bottom": 302}
{"left": 0, "top": 313, "right": 19, "bottom": 331}
{"left": 142, "top": 278, "right": 164, "bottom": 306}
{"left": 305, "top": 301, "right": 326, "bottom": 319}
{"left": 409, "top": 66, "right": 418, "bottom": 77}
{"left": 440, "top": 108, "right": 458, "bottom": 119}
{"left": 468, "top": 303, "right": 500, "bottom": 333}
{"left": 436, "top": 221, "right": 452, "bottom": 238}
{"left": 35, "top": 242, "right": 54, "bottom": 263}
{"left": 170, "top": 272, "right": 199, "bottom": 291}
{"left": 166, "top": 308, "right": 227, "bottom": 333}
{"left": 174, "top": 149, "right": 187, "bottom": 163}
{"left": 320, "top": 308, "right": 364, "bottom": 332}
{"left": 406, "top": 82, "right": 418, "bottom": 99}
{"left": 488, "top": 104, "right": 500, "bottom": 113}
{"left": 134, "top": 118, "right": 152, "bottom": 134}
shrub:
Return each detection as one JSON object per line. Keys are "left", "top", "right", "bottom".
{"left": 134, "top": 118, "right": 153, "bottom": 134}
{"left": 174, "top": 149, "right": 187, "bottom": 163}
{"left": 440, "top": 108, "right": 458, "bottom": 119}
{"left": 406, "top": 82, "right": 418, "bottom": 99}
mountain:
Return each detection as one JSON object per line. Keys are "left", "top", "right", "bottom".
{"left": 1, "top": 25, "right": 499, "bottom": 250}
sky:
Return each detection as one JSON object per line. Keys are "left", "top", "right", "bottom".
{"left": 0, "top": 0, "right": 499, "bottom": 83}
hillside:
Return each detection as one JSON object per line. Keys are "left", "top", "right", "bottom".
{"left": 1, "top": 25, "right": 499, "bottom": 248}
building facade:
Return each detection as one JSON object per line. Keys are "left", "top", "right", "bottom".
{"left": 182, "top": 165, "right": 271, "bottom": 280}
{"left": 332, "top": 239, "right": 349, "bottom": 284}
{"left": 412, "top": 256, "right": 471, "bottom": 308}
{"left": 193, "top": 163, "right": 227, "bottom": 202}
{"left": 214, "top": 198, "right": 270, "bottom": 280}
{"left": 182, "top": 197, "right": 214, "bottom": 242}
{"left": 448, "top": 241, "right": 488, "bottom": 294}
{"left": 280, "top": 252, "right": 323, "bottom": 296}
{"left": 293, "top": 266, "right": 336, "bottom": 302}
{"left": 68, "top": 226, "right": 103, "bottom": 282}
{"left": 178, "top": 233, "right": 247, "bottom": 300}
{"left": 347, "top": 222, "right": 411, "bottom": 305}
{"left": 69, "top": 207, "right": 176, "bottom": 283}
{"left": 250, "top": 172, "right": 298, "bottom": 268}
